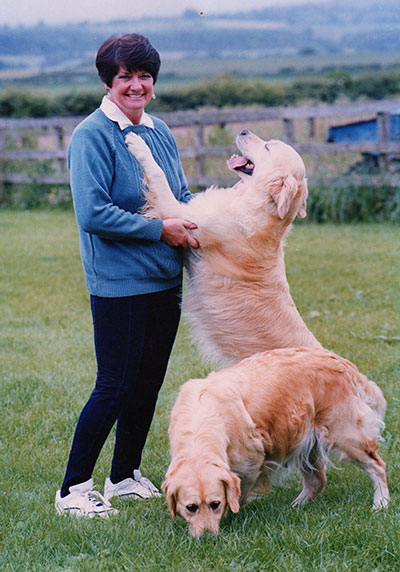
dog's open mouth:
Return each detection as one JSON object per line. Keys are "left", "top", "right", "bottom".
{"left": 228, "top": 154, "right": 254, "bottom": 175}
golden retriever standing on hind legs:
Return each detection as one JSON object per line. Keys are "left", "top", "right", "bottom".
{"left": 125, "top": 129, "right": 321, "bottom": 365}
{"left": 162, "top": 348, "right": 389, "bottom": 538}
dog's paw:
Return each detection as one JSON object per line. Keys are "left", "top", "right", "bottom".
{"left": 372, "top": 495, "right": 390, "bottom": 510}
{"left": 291, "top": 491, "right": 314, "bottom": 507}
{"left": 125, "top": 132, "right": 153, "bottom": 163}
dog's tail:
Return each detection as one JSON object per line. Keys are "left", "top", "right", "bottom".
{"left": 362, "top": 378, "right": 387, "bottom": 422}
{"left": 344, "top": 357, "right": 386, "bottom": 422}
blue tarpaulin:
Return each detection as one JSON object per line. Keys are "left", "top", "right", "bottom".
{"left": 327, "top": 114, "right": 400, "bottom": 143}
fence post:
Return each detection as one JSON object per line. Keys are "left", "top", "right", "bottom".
{"left": 377, "top": 111, "right": 390, "bottom": 169}
{"left": 308, "top": 117, "right": 316, "bottom": 139}
{"left": 0, "top": 127, "right": 5, "bottom": 183}
{"left": 282, "top": 118, "right": 295, "bottom": 144}
{"left": 193, "top": 121, "right": 206, "bottom": 183}
{"left": 55, "top": 125, "right": 67, "bottom": 176}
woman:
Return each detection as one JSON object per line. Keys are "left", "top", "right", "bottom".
{"left": 55, "top": 33, "right": 197, "bottom": 517}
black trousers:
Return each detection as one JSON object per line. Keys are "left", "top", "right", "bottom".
{"left": 61, "top": 286, "right": 181, "bottom": 496}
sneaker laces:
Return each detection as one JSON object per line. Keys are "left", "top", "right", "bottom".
{"left": 139, "top": 476, "right": 159, "bottom": 495}
{"left": 133, "top": 471, "right": 160, "bottom": 495}
{"left": 86, "top": 488, "right": 112, "bottom": 508}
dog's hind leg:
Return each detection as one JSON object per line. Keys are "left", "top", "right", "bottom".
{"left": 125, "top": 132, "right": 182, "bottom": 218}
{"left": 291, "top": 437, "right": 328, "bottom": 507}
{"left": 330, "top": 401, "right": 389, "bottom": 509}
{"left": 362, "top": 449, "right": 389, "bottom": 509}
{"left": 291, "top": 461, "right": 328, "bottom": 507}
{"left": 338, "top": 439, "right": 389, "bottom": 509}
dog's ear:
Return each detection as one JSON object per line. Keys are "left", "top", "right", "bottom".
{"left": 221, "top": 470, "right": 241, "bottom": 514}
{"left": 296, "top": 179, "right": 308, "bottom": 219}
{"left": 268, "top": 173, "right": 299, "bottom": 219}
{"left": 161, "top": 478, "right": 177, "bottom": 518}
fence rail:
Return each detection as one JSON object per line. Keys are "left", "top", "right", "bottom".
{"left": 1, "top": 99, "right": 400, "bottom": 187}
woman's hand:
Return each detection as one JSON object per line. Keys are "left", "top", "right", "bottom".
{"left": 161, "top": 218, "right": 199, "bottom": 248}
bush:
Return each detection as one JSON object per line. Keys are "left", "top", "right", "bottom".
{"left": 1, "top": 70, "right": 400, "bottom": 117}
{"left": 286, "top": 70, "right": 400, "bottom": 105}
{"left": 0, "top": 90, "right": 56, "bottom": 117}
{"left": 0, "top": 89, "right": 103, "bottom": 118}
{"left": 0, "top": 182, "right": 72, "bottom": 209}
{"left": 286, "top": 71, "right": 354, "bottom": 105}
{"left": 306, "top": 180, "right": 400, "bottom": 223}
{"left": 54, "top": 89, "right": 104, "bottom": 116}
{"left": 346, "top": 73, "right": 400, "bottom": 101}
{"left": 154, "top": 74, "right": 286, "bottom": 111}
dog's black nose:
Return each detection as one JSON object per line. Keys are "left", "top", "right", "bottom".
{"left": 240, "top": 129, "right": 249, "bottom": 136}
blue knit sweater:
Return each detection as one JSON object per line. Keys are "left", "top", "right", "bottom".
{"left": 68, "top": 108, "right": 192, "bottom": 297}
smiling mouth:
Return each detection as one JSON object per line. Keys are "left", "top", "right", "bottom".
{"left": 227, "top": 154, "right": 254, "bottom": 175}
{"left": 126, "top": 94, "right": 145, "bottom": 98}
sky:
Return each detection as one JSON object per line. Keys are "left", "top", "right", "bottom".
{"left": 0, "top": 0, "right": 329, "bottom": 27}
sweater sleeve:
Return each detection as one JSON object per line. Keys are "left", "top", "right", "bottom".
{"left": 177, "top": 159, "right": 193, "bottom": 204}
{"left": 173, "top": 139, "right": 192, "bottom": 204}
{"left": 68, "top": 124, "right": 163, "bottom": 241}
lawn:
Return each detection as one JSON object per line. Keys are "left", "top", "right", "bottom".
{"left": 0, "top": 211, "right": 399, "bottom": 572}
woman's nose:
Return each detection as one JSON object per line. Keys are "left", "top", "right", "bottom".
{"left": 128, "top": 75, "right": 141, "bottom": 89}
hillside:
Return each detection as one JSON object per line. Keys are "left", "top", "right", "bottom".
{"left": 0, "top": 0, "right": 399, "bottom": 75}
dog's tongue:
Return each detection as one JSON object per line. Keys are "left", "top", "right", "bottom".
{"left": 228, "top": 154, "right": 248, "bottom": 170}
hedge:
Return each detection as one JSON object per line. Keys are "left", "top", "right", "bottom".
{"left": 1, "top": 70, "right": 400, "bottom": 117}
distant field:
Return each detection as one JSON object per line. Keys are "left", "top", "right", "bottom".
{"left": 160, "top": 51, "right": 400, "bottom": 83}
{"left": 1, "top": 51, "right": 400, "bottom": 94}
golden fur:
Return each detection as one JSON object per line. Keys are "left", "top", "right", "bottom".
{"left": 162, "top": 347, "right": 389, "bottom": 538}
{"left": 126, "top": 130, "right": 321, "bottom": 365}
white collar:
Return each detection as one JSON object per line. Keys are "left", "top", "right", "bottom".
{"left": 100, "top": 95, "right": 154, "bottom": 129}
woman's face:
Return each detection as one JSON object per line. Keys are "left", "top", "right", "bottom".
{"left": 106, "top": 65, "right": 154, "bottom": 123}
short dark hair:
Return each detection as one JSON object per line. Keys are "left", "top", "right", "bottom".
{"left": 96, "top": 34, "right": 161, "bottom": 87}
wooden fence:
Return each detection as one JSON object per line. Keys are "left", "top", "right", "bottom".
{"left": 1, "top": 99, "right": 400, "bottom": 188}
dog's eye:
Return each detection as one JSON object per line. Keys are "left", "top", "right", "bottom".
{"left": 210, "top": 501, "right": 221, "bottom": 511}
{"left": 265, "top": 144, "right": 269, "bottom": 151}
{"left": 186, "top": 504, "right": 199, "bottom": 513}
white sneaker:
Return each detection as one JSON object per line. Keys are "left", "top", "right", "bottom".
{"left": 55, "top": 478, "right": 118, "bottom": 518}
{"left": 104, "top": 470, "right": 162, "bottom": 502}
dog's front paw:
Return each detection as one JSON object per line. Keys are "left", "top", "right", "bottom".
{"left": 125, "top": 132, "right": 153, "bottom": 163}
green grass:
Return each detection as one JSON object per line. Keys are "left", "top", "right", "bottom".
{"left": 0, "top": 211, "right": 399, "bottom": 571}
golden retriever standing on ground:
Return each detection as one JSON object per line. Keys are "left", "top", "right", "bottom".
{"left": 126, "top": 130, "right": 321, "bottom": 365}
{"left": 162, "top": 347, "right": 389, "bottom": 538}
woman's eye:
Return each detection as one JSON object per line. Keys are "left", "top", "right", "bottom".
{"left": 210, "top": 501, "right": 221, "bottom": 511}
{"left": 186, "top": 504, "right": 199, "bottom": 513}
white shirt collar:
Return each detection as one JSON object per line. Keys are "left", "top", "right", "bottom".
{"left": 100, "top": 95, "right": 154, "bottom": 129}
